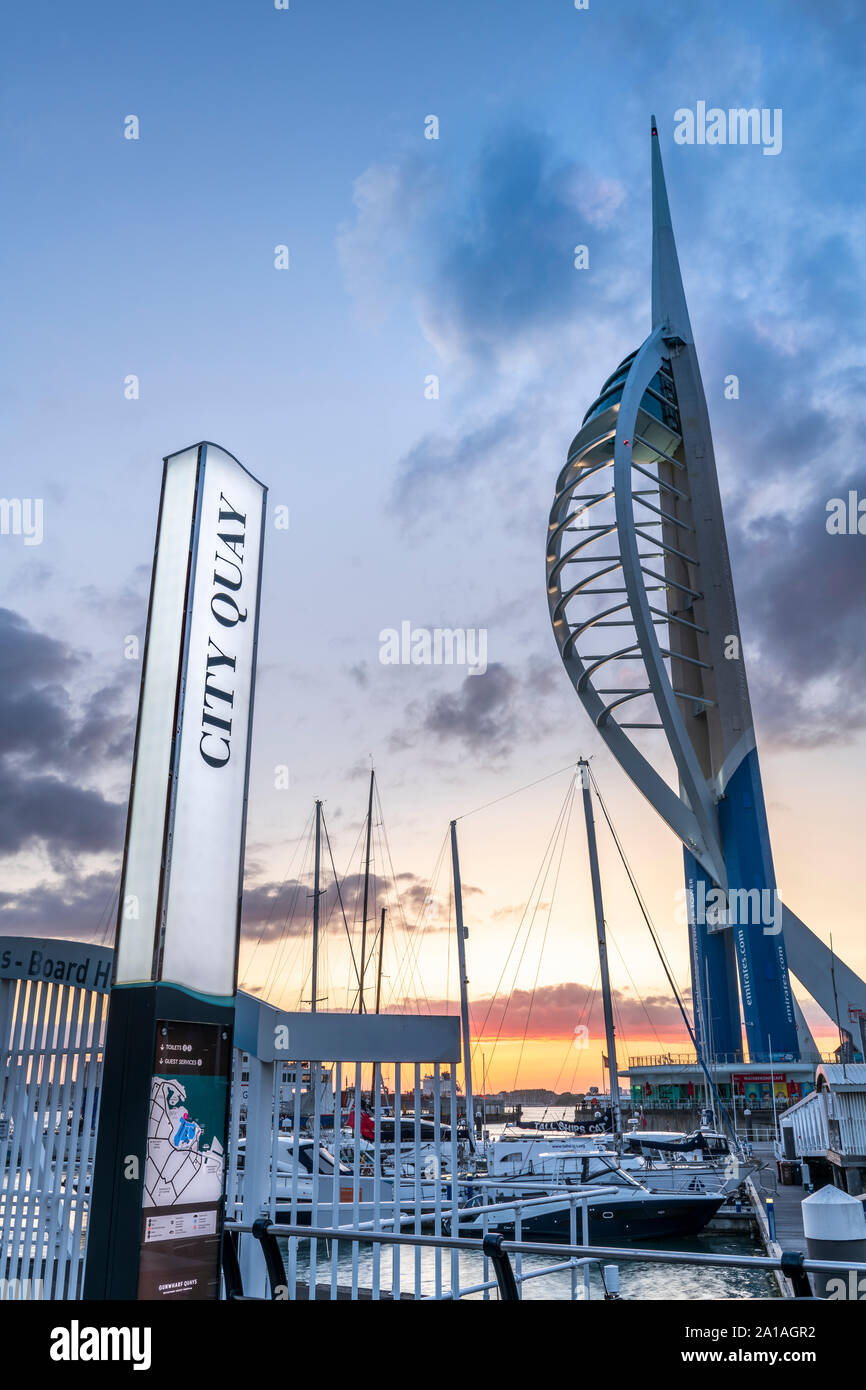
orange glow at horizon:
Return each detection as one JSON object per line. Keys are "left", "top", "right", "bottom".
{"left": 466, "top": 1029, "right": 843, "bottom": 1095}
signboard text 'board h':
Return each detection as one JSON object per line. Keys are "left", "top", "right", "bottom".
{"left": 114, "top": 442, "right": 267, "bottom": 999}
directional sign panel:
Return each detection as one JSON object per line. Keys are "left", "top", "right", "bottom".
{"left": 137, "top": 1020, "right": 232, "bottom": 1301}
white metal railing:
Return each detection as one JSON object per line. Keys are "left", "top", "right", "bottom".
{"left": 0, "top": 971, "right": 107, "bottom": 1299}
{"left": 230, "top": 1056, "right": 476, "bottom": 1301}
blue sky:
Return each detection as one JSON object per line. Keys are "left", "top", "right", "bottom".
{"left": 2, "top": 1, "right": 864, "bottom": 1082}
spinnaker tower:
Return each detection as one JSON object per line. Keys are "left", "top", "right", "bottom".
{"left": 546, "top": 120, "right": 866, "bottom": 1066}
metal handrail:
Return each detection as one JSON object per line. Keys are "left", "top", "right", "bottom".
{"left": 225, "top": 1218, "right": 866, "bottom": 1277}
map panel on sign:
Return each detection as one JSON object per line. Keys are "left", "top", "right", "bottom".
{"left": 143, "top": 1077, "right": 225, "bottom": 1208}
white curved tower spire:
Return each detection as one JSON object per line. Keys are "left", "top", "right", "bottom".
{"left": 546, "top": 120, "right": 866, "bottom": 1065}
{"left": 651, "top": 115, "right": 692, "bottom": 344}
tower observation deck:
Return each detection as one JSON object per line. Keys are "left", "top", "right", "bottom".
{"left": 546, "top": 119, "right": 866, "bottom": 1067}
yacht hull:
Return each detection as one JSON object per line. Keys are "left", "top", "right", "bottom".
{"left": 459, "top": 1194, "right": 724, "bottom": 1244}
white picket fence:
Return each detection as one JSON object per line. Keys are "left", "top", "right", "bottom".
{"left": 0, "top": 940, "right": 110, "bottom": 1299}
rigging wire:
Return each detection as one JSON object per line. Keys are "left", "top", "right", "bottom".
{"left": 322, "top": 807, "right": 361, "bottom": 987}
{"left": 347, "top": 809, "right": 378, "bottom": 1014}
{"left": 262, "top": 819, "right": 317, "bottom": 1004}
{"left": 325, "top": 802, "right": 371, "bottom": 1009}
{"left": 241, "top": 805, "right": 315, "bottom": 990}
{"left": 470, "top": 774, "right": 577, "bottom": 1072}
{"left": 544, "top": 965, "right": 600, "bottom": 1101}
{"left": 374, "top": 780, "right": 434, "bottom": 1015}
{"left": 386, "top": 829, "right": 448, "bottom": 1011}
{"left": 606, "top": 925, "right": 665, "bottom": 1050}
{"left": 587, "top": 764, "right": 740, "bottom": 1146}
{"left": 509, "top": 777, "right": 577, "bottom": 1091}
{"left": 95, "top": 874, "right": 121, "bottom": 946}
{"left": 455, "top": 760, "right": 579, "bottom": 823}
{"left": 565, "top": 984, "right": 600, "bottom": 1097}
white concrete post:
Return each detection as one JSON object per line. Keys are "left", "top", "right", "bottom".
{"left": 802, "top": 1184, "right": 866, "bottom": 1300}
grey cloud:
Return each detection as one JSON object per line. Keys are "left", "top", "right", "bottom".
{"left": 240, "top": 866, "right": 448, "bottom": 940}
{"left": 0, "top": 609, "right": 131, "bottom": 860}
{"left": 240, "top": 879, "right": 312, "bottom": 940}
{"left": 0, "top": 869, "right": 119, "bottom": 940}
{"left": 420, "top": 663, "right": 518, "bottom": 755}
{"left": 340, "top": 123, "right": 632, "bottom": 366}
{"left": 347, "top": 661, "right": 370, "bottom": 689}
{"left": 0, "top": 769, "right": 123, "bottom": 860}
{"left": 734, "top": 469, "right": 866, "bottom": 745}
{"left": 392, "top": 405, "right": 526, "bottom": 516}
{"left": 387, "top": 980, "right": 689, "bottom": 1041}
{"left": 425, "top": 126, "right": 599, "bottom": 358}
{"left": 393, "top": 658, "right": 561, "bottom": 761}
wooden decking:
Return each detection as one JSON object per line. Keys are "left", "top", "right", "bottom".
{"left": 747, "top": 1142, "right": 808, "bottom": 1296}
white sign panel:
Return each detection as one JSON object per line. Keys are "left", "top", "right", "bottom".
{"left": 160, "top": 446, "right": 265, "bottom": 997}
{"left": 115, "top": 447, "right": 199, "bottom": 986}
{"left": 114, "top": 443, "right": 266, "bottom": 998}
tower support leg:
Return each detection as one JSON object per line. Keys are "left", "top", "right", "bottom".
{"left": 718, "top": 749, "right": 799, "bottom": 1062}
{"left": 685, "top": 849, "right": 742, "bottom": 1062}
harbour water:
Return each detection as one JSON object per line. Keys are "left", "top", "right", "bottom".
{"left": 279, "top": 1230, "right": 777, "bottom": 1301}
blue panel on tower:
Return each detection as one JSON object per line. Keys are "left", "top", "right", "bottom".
{"left": 684, "top": 848, "right": 742, "bottom": 1061}
{"left": 717, "top": 748, "right": 799, "bottom": 1062}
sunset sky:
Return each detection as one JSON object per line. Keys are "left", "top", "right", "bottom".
{"left": 2, "top": 1, "right": 864, "bottom": 1092}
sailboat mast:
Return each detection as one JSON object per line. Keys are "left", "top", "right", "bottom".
{"left": 450, "top": 819, "right": 476, "bottom": 1151}
{"left": 358, "top": 768, "right": 375, "bottom": 1014}
{"left": 375, "top": 907, "right": 386, "bottom": 1015}
{"left": 578, "top": 761, "right": 623, "bottom": 1139}
{"left": 311, "top": 798, "right": 322, "bottom": 1013}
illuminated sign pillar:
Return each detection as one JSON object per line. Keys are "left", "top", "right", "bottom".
{"left": 84, "top": 443, "right": 266, "bottom": 1301}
